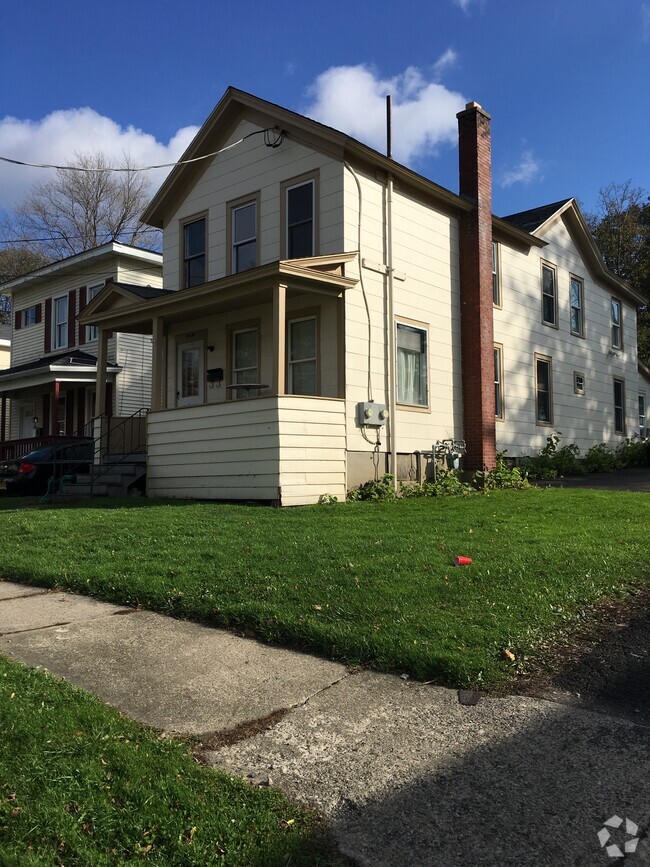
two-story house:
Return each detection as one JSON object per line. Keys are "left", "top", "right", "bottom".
{"left": 0, "top": 243, "right": 163, "bottom": 457}
{"left": 79, "top": 88, "right": 647, "bottom": 505}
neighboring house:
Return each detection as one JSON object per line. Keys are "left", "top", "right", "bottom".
{"left": 79, "top": 88, "right": 647, "bottom": 505}
{"left": 0, "top": 243, "right": 162, "bottom": 451}
{"left": 0, "top": 324, "right": 10, "bottom": 441}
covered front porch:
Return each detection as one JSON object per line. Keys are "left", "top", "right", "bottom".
{"left": 80, "top": 255, "right": 357, "bottom": 504}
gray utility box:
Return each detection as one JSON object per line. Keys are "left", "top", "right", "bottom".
{"left": 357, "top": 401, "right": 388, "bottom": 427}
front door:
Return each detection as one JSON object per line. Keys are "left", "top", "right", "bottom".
{"left": 176, "top": 341, "right": 205, "bottom": 407}
{"left": 18, "top": 401, "right": 37, "bottom": 439}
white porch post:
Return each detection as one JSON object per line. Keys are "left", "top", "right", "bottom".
{"left": 151, "top": 317, "right": 166, "bottom": 411}
{"left": 273, "top": 282, "right": 287, "bottom": 396}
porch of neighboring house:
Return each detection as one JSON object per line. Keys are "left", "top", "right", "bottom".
{"left": 81, "top": 256, "right": 357, "bottom": 505}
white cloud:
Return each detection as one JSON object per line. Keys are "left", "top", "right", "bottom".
{"left": 454, "top": 0, "right": 473, "bottom": 12}
{"left": 0, "top": 107, "right": 199, "bottom": 212}
{"left": 304, "top": 64, "right": 466, "bottom": 165}
{"left": 499, "top": 150, "right": 542, "bottom": 188}
{"left": 433, "top": 48, "right": 458, "bottom": 77}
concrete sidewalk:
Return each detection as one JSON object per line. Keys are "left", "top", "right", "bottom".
{"left": 1, "top": 579, "right": 649, "bottom": 866}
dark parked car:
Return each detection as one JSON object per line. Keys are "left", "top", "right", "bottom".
{"left": 0, "top": 439, "right": 94, "bottom": 496}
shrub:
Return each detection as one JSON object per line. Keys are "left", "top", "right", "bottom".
{"left": 615, "top": 437, "right": 649, "bottom": 468}
{"left": 583, "top": 443, "right": 617, "bottom": 473}
{"left": 475, "top": 452, "right": 530, "bottom": 489}
{"left": 347, "top": 474, "right": 397, "bottom": 502}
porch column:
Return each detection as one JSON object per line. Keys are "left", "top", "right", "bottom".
{"left": 1, "top": 396, "right": 6, "bottom": 442}
{"left": 94, "top": 328, "right": 109, "bottom": 418}
{"left": 273, "top": 282, "right": 287, "bottom": 396}
{"left": 51, "top": 380, "right": 60, "bottom": 434}
{"left": 151, "top": 317, "right": 166, "bottom": 411}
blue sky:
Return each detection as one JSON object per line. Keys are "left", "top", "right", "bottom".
{"left": 1, "top": 0, "right": 649, "bottom": 224}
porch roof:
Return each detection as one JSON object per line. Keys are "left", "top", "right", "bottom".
{"left": 0, "top": 349, "right": 120, "bottom": 394}
{"left": 78, "top": 255, "right": 359, "bottom": 334}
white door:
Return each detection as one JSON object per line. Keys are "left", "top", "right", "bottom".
{"left": 176, "top": 341, "right": 205, "bottom": 407}
{"left": 18, "top": 401, "right": 37, "bottom": 439}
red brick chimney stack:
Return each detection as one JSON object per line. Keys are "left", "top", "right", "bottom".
{"left": 457, "top": 101, "right": 496, "bottom": 471}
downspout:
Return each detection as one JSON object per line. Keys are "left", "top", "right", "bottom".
{"left": 386, "top": 96, "right": 397, "bottom": 491}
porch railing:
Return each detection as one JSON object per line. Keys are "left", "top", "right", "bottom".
{"left": 0, "top": 435, "right": 74, "bottom": 462}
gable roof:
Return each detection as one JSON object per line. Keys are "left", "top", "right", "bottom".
{"left": 0, "top": 243, "right": 162, "bottom": 294}
{"left": 0, "top": 349, "right": 119, "bottom": 380}
{"left": 504, "top": 198, "right": 645, "bottom": 306}
{"left": 142, "top": 87, "right": 540, "bottom": 250}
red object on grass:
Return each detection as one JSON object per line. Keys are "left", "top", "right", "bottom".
{"left": 454, "top": 555, "right": 473, "bottom": 566}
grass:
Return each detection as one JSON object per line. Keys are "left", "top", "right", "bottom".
{"left": 1, "top": 487, "right": 648, "bottom": 686}
{"left": 0, "top": 655, "right": 342, "bottom": 866}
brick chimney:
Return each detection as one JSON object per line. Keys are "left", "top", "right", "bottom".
{"left": 457, "top": 101, "right": 496, "bottom": 471}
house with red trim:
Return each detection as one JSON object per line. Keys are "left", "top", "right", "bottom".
{"left": 71, "top": 89, "right": 645, "bottom": 505}
{"left": 0, "top": 243, "right": 162, "bottom": 456}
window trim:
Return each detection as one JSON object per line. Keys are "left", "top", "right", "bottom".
{"left": 573, "top": 371, "right": 585, "bottom": 396}
{"left": 286, "top": 308, "right": 320, "bottom": 396}
{"left": 569, "top": 274, "right": 585, "bottom": 338}
{"left": 395, "top": 317, "right": 430, "bottom": 411}
{"left": 541, "top": 261, "right": 558, "bottom": 328}
{"left": 535, "top": 353, "right": 553, "bottom": 426}
{"left": 52, "top": 294, "right": 68, "bottom": 350}
{"left": 227, "top": 318, "right": 262, "bottom": 401}
{"left": 280, "top": 171, "right": 319, "bottom": 259}
{"left": 613, "top": 377, "right": 626, "bottom": 435}
{"left": 180, "top": 212, "right": 208, "bottom": 289}
{"left": 611, "top": 297, "right": 623, "bottom": 350}
{"left": 639, "top": 393, "right": 646, "bottom": 438}
{"left": 492, "top": 241, "right": 501, "bottom": 308}
{"left": 226, "top": 192, "right": 260, "bottom": 276}
{"left": 494, "top": 343, "right": 504, "bottom": 420}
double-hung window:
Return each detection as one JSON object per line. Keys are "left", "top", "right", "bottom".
{"left": 541, "top": 263, "right": 557, "bottom": 327}
{"left": 288, "top": 316, "right": 317, "bottom": 395}
{"left": 53, "top": 295, "right": 68, "bottom": 349}
{"left": 232, "top": 328, "right": 259, "bottom": 399}
{"left": 285, "top": 179, "right": 315, "bottom": 258}
{"left": 569, "top": 276, "right": 584, "bottom": 337}
{"left": 614, "top": 378, "right": 625, "bottom": 435}
{"left": 396, "top": 322, "right": 428, "bottom": 407}
{"left": 611, "top": 298, "right": 623, "bottom": 349}
{"left": 183, "top": 217, "right": 206, "bottom": 288}
{"left": 494, "top": 344, "right": 504, "bottom": 419}
{"left": 492, "top": 242, "right": 501, "bottom": 306}
{"left": 639, "top": 394, "right": 646, "bottom": 438}
{"left": 231, "top": 200, "right": 257, "bottom": 273}
{"left": 86, "top": 284, "right": 103, "bottom": 341}
{"left": 23, "top": 305, "right": 39, "bottom": 327}
{"left": 535, "top": 354, "right": 553, "bottom": 424}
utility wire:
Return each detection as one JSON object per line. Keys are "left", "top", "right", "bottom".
{"left": 0, "top": 128, "right": 285, "bottom": 173}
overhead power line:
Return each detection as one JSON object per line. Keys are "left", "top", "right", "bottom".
{"left": 0, "top": 128, "right": 285, "bottom": 173}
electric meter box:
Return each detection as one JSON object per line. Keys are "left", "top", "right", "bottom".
{"left": 357, "top": 401, "right": 388, "bottom": 427}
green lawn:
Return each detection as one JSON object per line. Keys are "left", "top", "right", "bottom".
{"left": 0, "top": 656, "right": 342, "bottom": 866}
{"left": 1, "top": 487, "right": 648, "bottom": 686}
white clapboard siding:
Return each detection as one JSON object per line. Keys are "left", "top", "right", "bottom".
{"left": 494, "top": 214, "right": 640, "bottom": 455}
{"left": 147, "top": 395, "right": 346, "bottom": 505}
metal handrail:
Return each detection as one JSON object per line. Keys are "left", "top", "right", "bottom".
{"left": 87, "top": 407, "right": 150, "bottom": 495}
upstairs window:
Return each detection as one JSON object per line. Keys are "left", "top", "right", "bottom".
{"left": 23, "top": 305, "right": 40, "bottom": 327}
{"left": 569, "top": 276, "right": 584, "bottom": 337}
{"left": 231, "top": 200, "right": 257, "bottom": 273}
{"left": 492, "top": 242, "right": 501, "bottom": 306}
{"left": 614, "top": 378, "right": 626, "bottom": 434}
{"left": 285, "top": 179, "right": 314, "bottom": 258}
{"left": 396, "top": 322, "right": 428, "bottom": 407}
{"left": 541, "top": 263, "right": 557, "bottom": 327}
{"left": 183, "top": 217, "right": 206, "bottom": 288}
{"left": 53, "top": 295, "right": 68, "bottom": 349}
{"left": 86, "top": 284, "right": 103, "bottom": 342}
{"left": 611, "top": 298, "right": 623, "bottom": 349}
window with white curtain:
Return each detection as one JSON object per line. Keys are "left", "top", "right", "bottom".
{"left": 396, "top": 322, "right": 428, "bottom": 406}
